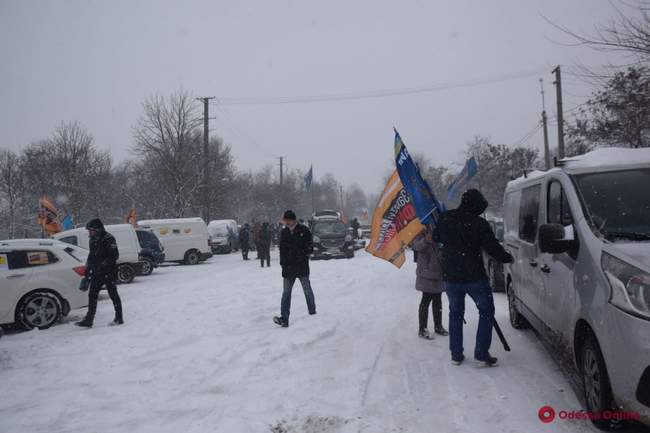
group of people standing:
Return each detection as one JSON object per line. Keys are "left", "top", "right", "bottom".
{"left": 238, "top": 221, "right": 279, "bottom": 267}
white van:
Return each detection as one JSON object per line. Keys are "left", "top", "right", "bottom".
{"left": 53, "top": 224, "right": 143, "bottom": 284}
{"left": 137, "top": 218, "right": 212, "bottom": 265}
{"left": 503, "top": 148, "right": 650, "bottom": 428}
{"left": 208, "top": 219, "right": 239, "bottom": 254}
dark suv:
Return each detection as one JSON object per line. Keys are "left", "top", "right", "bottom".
{"left": 311, "top": 218, "right": 354, "bottom": 259}
{"left": 136, "top": 229, "right": 165, "bottom": 275}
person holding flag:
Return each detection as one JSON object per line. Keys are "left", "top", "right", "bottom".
{"left": 434, "top": 189, "right": 513, "bottom": 367}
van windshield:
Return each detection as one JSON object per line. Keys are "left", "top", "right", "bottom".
{"left": 208, "top": 225, "right": 229, "bottom": 237}
{"left": 574, "top": 168, "right": 650, "bottom": 241}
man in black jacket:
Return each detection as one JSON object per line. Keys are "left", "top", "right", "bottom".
{"left": 76, "top": 218, "right": 123, "bottom": 327}
{"left": 434, "top": 189, "right": 513, "bottom": 366}
{"left": 273, "top": 210, "right": 316, "bottom": 327}
{"left": 239, "top": 224, "right": 251, "bottom": 260}
{"left": 259, "top": 222, "right": 272, "bottom": 267}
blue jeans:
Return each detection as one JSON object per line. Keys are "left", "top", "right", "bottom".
{"left": 445, "top": 280, "right": 495, "bottom": 360}
{"left": 281, "top": 277, "right": 316, "bottom": 322}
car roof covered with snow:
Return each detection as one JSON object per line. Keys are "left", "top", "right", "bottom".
{"left": 507, "top": 147, "right": 650, "bottom": 190}
{"left": 138, "top": 217, "right": 206, "bottom": 226}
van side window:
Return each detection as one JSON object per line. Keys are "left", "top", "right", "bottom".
{"left": 518, "top": 185, "right": 540, "bottom": 243}
{"left": 172, "top": 229, "right": 181, "bottom": 235}
{"left": 548, "top": 181, "right": 573, "bottom": 226}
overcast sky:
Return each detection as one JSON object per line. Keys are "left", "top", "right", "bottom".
{"left": 0, "top": 0, "right": 631, "bottom": 193}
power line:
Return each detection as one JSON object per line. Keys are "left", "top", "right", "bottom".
{"left": 217, "top": 67, "right": 548, "bottom": 106}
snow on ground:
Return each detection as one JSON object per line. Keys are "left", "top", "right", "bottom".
{"left": 0, "top": 250, "right": 603, "bottom": 433}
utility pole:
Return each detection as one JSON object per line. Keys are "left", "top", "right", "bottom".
{"left": 552, "top": 66, "right": 565, "bottom": 160}
{"left": 278, "top": 156, "right": 284, "bottom": 186}
{"left": 339, "top": 185, "right": 344, "bottom": 213}
{"left": 197, "top": 96, "right": 215, "bottom": 222}
{"left": 539, "top": 78, "right": 551, "bottom": 170}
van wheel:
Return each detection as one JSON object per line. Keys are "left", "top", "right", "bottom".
{"left": 184, "top": 249, "right": 200, "bottom": 265}
{"left": 16, "top": 291, "right": 62, "bottom": 330}
{"left": 117, "top": 264, "right": 136, "bottom": 284}
{"left": 139, "top": 258, "right": 154, "bottom": 276}
{"left": 507, "top": 280, "right": 529, "bottom": 329}
{"left": 581, "top": 333, "right": 615, "bottom": 430}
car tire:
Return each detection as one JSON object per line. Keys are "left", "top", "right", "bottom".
{"left": 184, "top": 249, "right": 200, "bottom": 265}
{"left": 580, "top": 333, "right": 615, "bottom": 430}
{"left": 117, "top": 263, "right": 136, "bottom": 284}
{"left": 507, "top": 279, "right": 529, "bottom": 329}
{"left": 16, "top": 291, "right": 62, "bottom": 330}
{"left": 346, "top": 251, "right": 354, "bottom": 259}
{"left": 139, "top": 258, "right": 154, "bottom": 276}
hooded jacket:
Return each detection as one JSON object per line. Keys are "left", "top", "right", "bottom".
{"left": 280, "top": 223, "right": 313, "bottom": 278}
{"left": 412, "top": 234, "right": 444, "bottom": 293}
{"left": 85, "top": 218, "right": 120, "bottom": 280}
{"left": 433, "top": 189, "right": 512, "bottom": 283}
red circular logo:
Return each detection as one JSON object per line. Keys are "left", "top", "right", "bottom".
{"left": 538, "top": 406, "right": 556, "bottom": 423}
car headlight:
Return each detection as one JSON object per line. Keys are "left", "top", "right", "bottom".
{"left": 345, "top": 235, "right": 352, "bottom": 242}
{"left": 313, "top": 236, "right": 321, "bottom": 243}
{"left": 602, "top": 252, "right": 650, "bottom": 320}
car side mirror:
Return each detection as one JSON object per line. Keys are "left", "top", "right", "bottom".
{"left": 539, "top": 223, "right": 574, "bottom": 254}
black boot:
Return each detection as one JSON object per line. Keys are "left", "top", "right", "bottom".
{"left": 475, "top": 353, "right": 498, "bottom": 367}
{"left": 273, "top": 316, "right": 288, "bottom": 327}
{"left": 75, "top": 318, "right": 93, "bottom": 328}
{"left": 434, "top": 325, "right": 449, "bottom": 336}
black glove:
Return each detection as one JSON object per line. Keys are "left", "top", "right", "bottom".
{"left": 505, "top": 253, "right": 515, "bottom": 264}
{"left": 78, "top": 277, "right": 90, "bottom": 292}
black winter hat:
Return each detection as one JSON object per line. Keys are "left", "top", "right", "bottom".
{"left": 283, "top": 210, "right": 297, "bottom": 221}
{"left": 459, "top": 189, "right": 488, "bottom": 215}
{"left": 85, "top": 218, "right": 105, "bottom": 232}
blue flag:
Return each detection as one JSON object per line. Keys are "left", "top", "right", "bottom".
{"left": 304, "top": 165, "right": 313, "bottom": 191}
{"left": 447, "top": 156, "right": 478, "bottom": 201}
{"left": 393, "top": 128, "right": 445, "bottom": 226}
{"left": 62, "top": 215, "right": 74, "bottom": 230}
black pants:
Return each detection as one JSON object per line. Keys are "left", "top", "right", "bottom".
{"left": 259, "top": 244, "right": 270, "bottom": 267}
{"left": 85, "top": 277, "right": 122, "bottom": 324}
{"left": 242, "top": 246, "right": 249, "bottom": 260}
{"left": 419, "top": 292, "right": 442, "bottom": 331}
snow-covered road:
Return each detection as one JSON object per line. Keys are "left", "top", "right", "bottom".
{"left": 1, "top": 250, "right": 603, "bottom": 433}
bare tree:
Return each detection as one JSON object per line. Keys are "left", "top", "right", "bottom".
{"left": 0, "top": 149, "right": 26, "bottom": 238}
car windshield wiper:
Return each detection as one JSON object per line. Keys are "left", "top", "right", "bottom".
{"left": 606, "top": 231, "right": 650, "bottom": 241}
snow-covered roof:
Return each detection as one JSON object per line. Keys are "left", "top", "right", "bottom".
{"left": 138, "top": 217, "right": 206, "bottom": 226}
{"left": 561, "top": 147, "right": 650, "bottom": 172}
{"left": 0, "top": 238, "right": 71, "bottom": 248}
{"left": 507, "top": 169, "right": 548, "bottom": 187}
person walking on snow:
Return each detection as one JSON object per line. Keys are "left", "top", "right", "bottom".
{"left": 412, "top": 228, "right": 448, "bottom": 340}
{"left": 259, "top": 222, "right": 272, "bottom": 267}
{"left": 273, "top": 210, "right": 316, "bottom": 327}
{"left": 434, "top": 189, "right": 513, "bottom": 366}
{"left": 239, "top": 224, "right": 251, "bottom": 260}
{"left": 76, "top": 218, "right": 123, "bottom": 327}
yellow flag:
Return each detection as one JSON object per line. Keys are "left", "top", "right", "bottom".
{"left": 365, "top": 171, "right": 425, "bottom": 268}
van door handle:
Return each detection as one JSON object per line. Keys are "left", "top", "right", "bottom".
{"left": 529, "top": 260, "right": 538, "bottom": 268}
{"left": 6, "top": 274, "right": 26, "bottom": 279}
{"left": 541, "top": 265, "right": 551, "bottom": 273}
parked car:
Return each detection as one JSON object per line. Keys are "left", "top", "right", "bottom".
{"left": 137, "top": 218, "right": 212, "bottom": 265}
{"left": 208, "top": 219, "right": 239, "bottom": 254}
{"left": 311, "top": 218, "right": 355, "bottom": 259}
{"left": 503, "top": 148, "right": 650, "bottom": 429}
{"left": 483, "top": 217, "right": 505, "bottom": 292}
{"left": 136, "top": 229, "right": 165, "bottom": 275}
{"left": 53, "top": 224, "right": 143, "bottom": 284}
{"left": 0, "top": 239, "right": 88, "bottom": 330}
{"left": 360, "top": 224, "right": 372, "bottom": 239}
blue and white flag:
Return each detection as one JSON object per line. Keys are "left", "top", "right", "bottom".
{"left": 393, "top": 128, "right": 445, "bottom": 227}
{"left": 447, "top": 156, "right": 478, "bottom": 201}
{"left": 304, "top": 165, "right": 313, "bottom": 191}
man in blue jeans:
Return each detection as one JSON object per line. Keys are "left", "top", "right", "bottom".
{"left": 434, "top": 190, "right": 513, "bottom": 366}
{"left": 273, "top": 210, "right": 316, "bottom": 327}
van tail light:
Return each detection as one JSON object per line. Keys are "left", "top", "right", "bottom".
{"left": 73, "top": 266, "right": 86, "bottom": 277}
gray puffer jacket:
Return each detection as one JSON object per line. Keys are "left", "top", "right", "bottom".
{"left": 413, "top": 235, "right": 444, "bottom": 294}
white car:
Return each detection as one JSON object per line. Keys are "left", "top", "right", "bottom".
{"left": 138, "top": 218, "right": 212, "bottom": 265}
{"left": 0, "top": 239, "right": 88, "bottom": 330}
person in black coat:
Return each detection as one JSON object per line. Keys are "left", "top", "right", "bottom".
{"left": 76, "top": 218, "right": 123, "bottom": 327}
{"left": 239, "top": 224, "right": 251, "bottom": 260}
{"left": 434, "top": 189, "right": 513, "bottom": 366}
{"left": 273, "top": 210, "right": 316, "bottom": 327}
{"left": 258, "top": 222, "right": 272, "bottom": 267}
